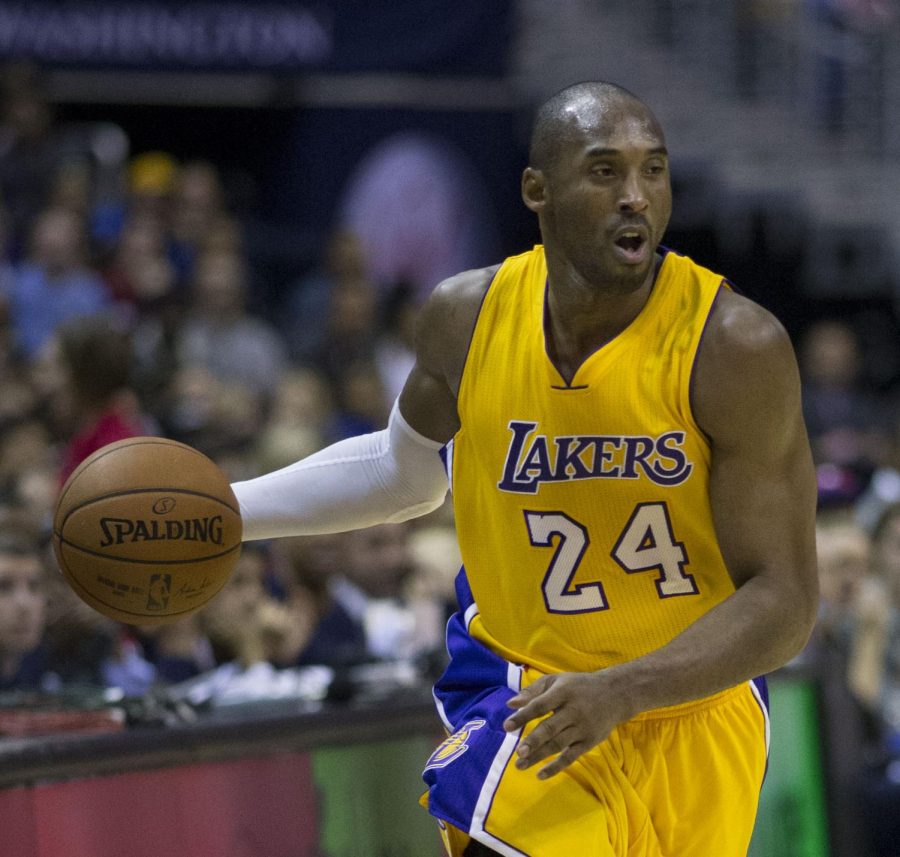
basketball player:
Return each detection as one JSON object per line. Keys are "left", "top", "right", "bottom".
{"left": 232, "top": 81, "right": 819, "bottom": 856}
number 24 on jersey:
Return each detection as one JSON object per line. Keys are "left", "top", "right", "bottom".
{"left": 525, "top": 502, "right": 699, "bottom": 614}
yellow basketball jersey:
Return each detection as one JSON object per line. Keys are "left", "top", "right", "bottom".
{"left": 451, "top": 245, "right": 735, "bottom": 674}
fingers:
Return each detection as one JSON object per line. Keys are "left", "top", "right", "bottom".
{"left": 515, "top": 719, "right": 575, "bottom": 765}
{"left": 515, "top": 721, "right": 588, "bottom": 779}
{"left": 505, "top": 674, "right": 551, "bottom": 710}
{"left": 535, "top": 740, "right": 590, "bottom": 779}
{"left": 502, "top": 675, "right": 597, "bottom": 779}
{"left": 503, "top": 677, "right": 558, "bottom": 731}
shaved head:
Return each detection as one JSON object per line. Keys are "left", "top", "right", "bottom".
{"left": 529, "top": 82, "right": 661, "bottom": 175}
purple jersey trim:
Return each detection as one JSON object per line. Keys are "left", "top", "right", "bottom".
{"left": 424, "top": 568, "right": 527, "bottom": 854}
{"left": 687, "top": 280, "right": 724, "bottom": 447}
{"left": 456, "top": 265, "right": 501, "bottom": 409}
{"left": 749, "top": 675, "right": 771, "bottom": 784}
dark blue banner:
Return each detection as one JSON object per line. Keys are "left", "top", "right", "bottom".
{"left": 0, "top": 0, "right": 512, "bottom": 75}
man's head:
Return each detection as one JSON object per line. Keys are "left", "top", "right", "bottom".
{"left": 29, "top": 207, "right": 87, "bottom": 276}
{"left": 522, "top": 81, "right": 672, "bottom": 294}
{"left": 0, "top": 529, "right": 46, "bottom": 664}
{"left": 192, "top": 249, "right": 248, "bottom": 322}
{"left": 57, "top": 314, "right": 133, "bottom": 411}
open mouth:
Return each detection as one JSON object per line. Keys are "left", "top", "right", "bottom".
{"left": 614, "top": 231, "right": 647, "bottom": 262}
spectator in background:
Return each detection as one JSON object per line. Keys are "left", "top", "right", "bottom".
{"left": 340, "top": 522, "right": 445, "bottom": 663}
{"left": 281, "top": 228, "right": 378, "bottom": 368}
{"left": 1, "top": 206, "right": 111, "bottom": 360}
{"left": 168, "top": 160, "right": 230, "bottom": 286}
{"left": 271, "top": 533, "right": 368, "bottom": 669}
{"left": 0, "top": 418, "right": 56, "bottom": 525}
{"left": 175, "top": 248, "right": 287, "bottom": 398}
{"left": 846, "top": 501, "right": 900, "bottom": 856}
{"left": 251, "top": 367, "right": 333, "bottom": 474}
{"left": 0, "top": 524, "right": 49, "bottom": 691}
{"left": 328, "top": 359, "right": 390, "bottom": 441}
{"left": 857, "top": 411, "right": 900, "bottom": 533}
{"left": 47, "top": 157, "right": 94, "bottom": 227}
{"left": 102, "top": 207, "right": 184, "bottom": 420}
{"left": 810, "top": 512, "right": 873, "bottom": 660}
{"left": 374, "top": 281, "right": 418, "bottom": 408}
{"left": 847, "top": 502, "right": 900, "bottom": 732}
{"left": 102, "top": 210, "right": 172, "bottom": 307}
{"left": 136, "top": 614, "right": 215, "bottom": 685}
{"left": 316, "top": 275, "right": 380, "bottom": 385}
{"left": 32, "top": 315, "right": 160, "bottom": 694}
{"left": 0, "top": 519, "right": 149, "bottom": 693}
{"left": 53, "top": 314, "right": 149, "bottom": 486}
{"left": 800, "top": 318, "right": 891, "bottom": 499}
{"left": 39, "top": 545, "right": 141, "bottom": 692}
{"left": 0, "top": 63, "right": 60, "bottom": 259}
{"left": 123, "top": 240, "right": 184, "bottom": 419}
{"left": 162, "top": 365, "right": 259, "bottom": 459}
{"left": 196, "top": 542, "right": 290, "bottom": 669}
{"left": 126, "top": 151, "right": 177, "bottom": 224}
{"left": 802, "top": 510, "right": 874, "bottom": 857}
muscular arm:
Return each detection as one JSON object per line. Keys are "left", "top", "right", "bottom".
{"left": 505, "top": 289, "right": 819, "bottom": 777}
{"left": 399, "top": 264, "right": 498, "bottom": 441}
{"left": 231, "top": 266, "right": 494, "bottom": 539}
{"left": 619, "top": 290, "right": 819, "bottom": 697}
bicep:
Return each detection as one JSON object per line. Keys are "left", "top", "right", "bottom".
{"left": 696, "top": 296, "right": 818, "bottom": 605}
{"left": 397, "top": 264, "right": 497, "bottom": 445}
{"left": 398, "top": 362, "right": 460, "bottom": 445}
{"left": 709, "top": 403, "right": 817, "bottom": 596}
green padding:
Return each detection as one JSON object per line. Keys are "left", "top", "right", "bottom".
{"left": 749, "top": 677, "right": 830, "bottom": 857}
{"left": 312, "top": 736, "right": 443, "bottom": 857}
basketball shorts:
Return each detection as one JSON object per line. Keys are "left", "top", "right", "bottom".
{"left": 421, "top": 578, "right": 770, "bottom": 857}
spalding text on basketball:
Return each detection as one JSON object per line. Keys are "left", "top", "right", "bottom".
{"left": 98, "top": 516, "right": 225, "bottom": 547}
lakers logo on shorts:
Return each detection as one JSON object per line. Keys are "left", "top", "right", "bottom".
{"left": 424, "top": 719, "right": 486, "bottom": 771}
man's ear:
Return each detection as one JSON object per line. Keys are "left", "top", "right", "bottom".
{"left": 521, "top": 167, "right": 546, "bottom": 213}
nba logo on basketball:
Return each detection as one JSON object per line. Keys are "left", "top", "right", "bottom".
{"left": 147, "top": 574, "right": 172, "bottom": 610}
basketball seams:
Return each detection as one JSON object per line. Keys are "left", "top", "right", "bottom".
{"left": 53, "top": 437, "right": 242, "bottom": 625}
{"left": 58, "top": 485, "right": 240, "bottom": 524}
{"left": 56, "top": 437, "right": 221, "bottom": 514}
{"left": 56, "top": 548, "right": 233, "bottom": 622}
{"left": 56, "top": 540, "right": 241, "bottom": 566}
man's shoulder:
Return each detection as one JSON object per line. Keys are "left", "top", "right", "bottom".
{"left": 414, "top": 263, "right": 503, "bottom": 394}
{"left": 707, "top": 287, "right": 790, "bottom": 358}
{"left": 425, "top": 245, "right": 547, "bottom": 323}
{"left": 659, "top": 247, "right": 786, "bottom": 356}
{"left": 419, "top": 263, "right": 502, "bottom": 346}
{"left": 429, "top": 263, "right": 502, "bottom": 309}
{"left": 693, "top": 286, "right": 799, "bottom": 439}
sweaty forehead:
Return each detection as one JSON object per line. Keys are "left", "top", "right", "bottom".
{"left": 561, "top": 93, "right": 664, "bottom": 151}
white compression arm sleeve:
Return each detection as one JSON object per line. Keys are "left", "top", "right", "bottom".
{"left": 231, "top": 402, "right": 450, "bottom": 541}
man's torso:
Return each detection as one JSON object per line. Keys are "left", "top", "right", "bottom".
{"left": 449, "top": 245, "right": 736, "bottom": 673}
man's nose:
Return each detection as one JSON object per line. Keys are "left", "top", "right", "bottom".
{"left": 618, "top": 174, "right": 649, "bottom": 212}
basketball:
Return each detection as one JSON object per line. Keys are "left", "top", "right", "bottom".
{"left": 52, "top": 437, "right": 243, "bottom": 626}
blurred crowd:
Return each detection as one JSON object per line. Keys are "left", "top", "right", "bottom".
{"left": 5, "top": 60, "right": 900, "bottom": 844}
{"left": 0, "top": 63, "right": 459, "bottom": 702}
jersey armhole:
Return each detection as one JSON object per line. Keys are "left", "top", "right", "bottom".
{"left": 686, "top": 279, "right": 728, "bottom": 449}
{"left": 455, "top": 266, "right": 503, "bottom": 407}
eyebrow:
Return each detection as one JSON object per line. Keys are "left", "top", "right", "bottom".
{"left": 585, "top": 146, "right": 669, "bottom": 158}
